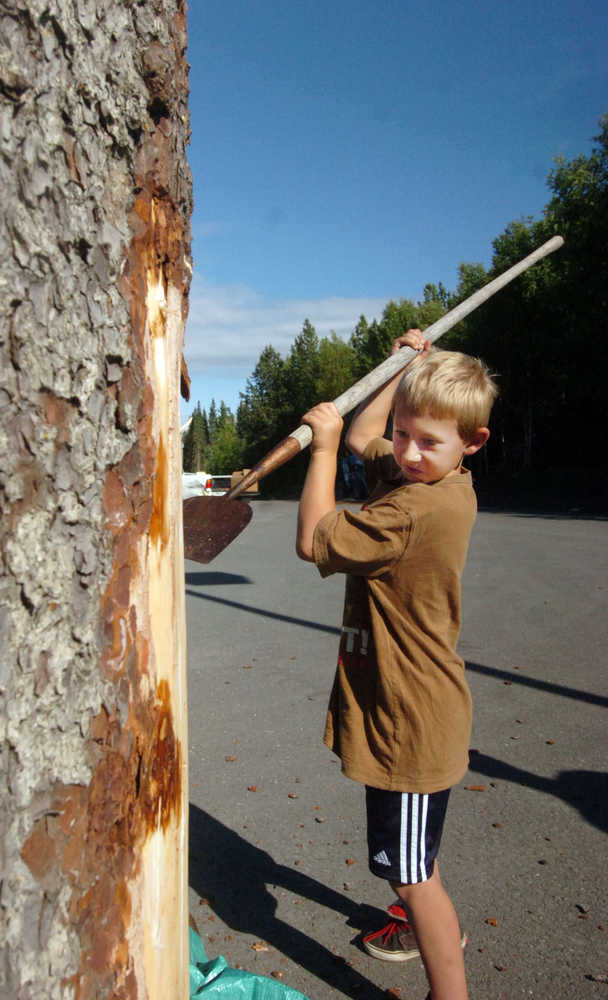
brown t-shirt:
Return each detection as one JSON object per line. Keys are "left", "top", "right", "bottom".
{"left": 313, "top": 438, "right": 476, "bottom": 793}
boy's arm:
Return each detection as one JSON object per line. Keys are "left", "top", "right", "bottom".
{"left": 296, "top": 402, "right": 343, "bottom": 562}
{"left": 344, "top": 329, "right": 426, "bottom": 459}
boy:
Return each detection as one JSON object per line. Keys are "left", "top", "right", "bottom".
{"left": 296, "top": 331, "right": 497, "bottom": 1000}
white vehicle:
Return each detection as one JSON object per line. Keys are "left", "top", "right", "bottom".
{"left": 205, "top": 474, "right": 232, "bottom": 496}
{"left": 182, "top": 470, "right": 260, "bottom": 500}
{"left": 181, "top": 472, "right": 211, "bottom": 499}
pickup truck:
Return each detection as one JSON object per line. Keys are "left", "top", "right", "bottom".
{"left": 205, "top": 474, "right": 231, "bottom": 496}
{"left": 182, "top": 470, "right": 259, "bottom": 499}
{"left": 182, "top": 472, "right": 211, "bottom": 499}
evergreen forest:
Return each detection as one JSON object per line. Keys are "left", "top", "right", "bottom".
{"left": 183, "top": 115, "right": 608, "bottom": 510}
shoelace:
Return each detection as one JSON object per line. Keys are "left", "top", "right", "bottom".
{"left": 387, "top": 901, "right": 409, "bottom": 921}
{"left": 363, "top": 918, "right": 413, "bottom": 944}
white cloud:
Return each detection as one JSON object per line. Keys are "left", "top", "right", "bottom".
{"left": 183, "top": 275, "right": 388, "bottom": 372}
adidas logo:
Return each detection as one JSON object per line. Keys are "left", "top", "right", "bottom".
{"left": 373, "top": 849, "right": 390, "bottom": 866}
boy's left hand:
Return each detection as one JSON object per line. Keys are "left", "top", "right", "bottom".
{"left": 301, "top": 402, "right": 343, "bottom": 455}
{"left": 391, "top": 328, "right": 428, "bottom": 355}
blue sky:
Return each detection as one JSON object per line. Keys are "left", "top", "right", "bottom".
{"left": 182, "top": 0, "right": 607, "bottom": 421}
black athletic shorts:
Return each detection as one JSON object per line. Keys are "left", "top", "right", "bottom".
{"left": 365, "top": 786, "right": 451, "bottom": 885}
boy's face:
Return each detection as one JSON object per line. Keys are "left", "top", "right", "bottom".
{"left": 392, "top": 405, "right": 488, "bottom": 485}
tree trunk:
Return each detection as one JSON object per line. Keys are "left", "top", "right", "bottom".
{"left": 0, "top": 2, "right": 192, "bottom": 997}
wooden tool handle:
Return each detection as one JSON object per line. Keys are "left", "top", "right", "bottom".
{"left": 227, "top": 235, "right": 563, "bottom": 499}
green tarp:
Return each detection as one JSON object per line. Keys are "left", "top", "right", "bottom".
{"left": 189, "top": 928, "right": 309, "bottom": 1000}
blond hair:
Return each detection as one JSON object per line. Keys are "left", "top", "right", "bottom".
{"left": 393, "top": 347, "right": 498, "bottom": 440}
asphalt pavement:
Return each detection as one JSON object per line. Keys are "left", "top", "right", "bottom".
{"left": 186, "top": 499, "right": 607, "bottom": 999}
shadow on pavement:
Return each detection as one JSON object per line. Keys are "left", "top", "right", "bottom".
{"left": 478, "top": 506, "right": 608, "bottom": 522}
{"left": 189, "top": 803, "right": 389, "bottom": 999}
{"left": 186, "top": 571, "right": 253, "bottom": 586}
{"left": 185, "top": 590, "right": 342, "bottom": 636}
{"left": 466, "top": 660, "right": 608, "bottom": 709}
{"left": 468, "top": 751, "right": 608, "bottom": 834}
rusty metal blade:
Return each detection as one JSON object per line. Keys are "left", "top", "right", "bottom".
{"left": 183, "top": 495, "right": 253, "bottom": 564}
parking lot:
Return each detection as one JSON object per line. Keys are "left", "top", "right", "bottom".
{"left": 186, "top": 500, "right": 607, "bottom": 999}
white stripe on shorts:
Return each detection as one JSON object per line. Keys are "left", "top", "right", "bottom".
{"left": 399, "top": 792, "right": 430, "bottom": 883}
{"left": 419, "top": 793, "right": 429, "bottom": 880}
{"left": 410, "top": 794, "right": 419, "bottom": 881}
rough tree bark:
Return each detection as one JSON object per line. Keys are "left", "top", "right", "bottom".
{"left": 0, "top": 2, "right": 192, "bottom": 997}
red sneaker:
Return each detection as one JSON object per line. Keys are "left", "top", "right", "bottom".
{"left": 362, "top": 919, "right": 420, "bottom": 962}
{"left": 386, "top": 900, "right": 409, "bottom": 922}
{"left": 363, "top": 914, "right": 468, "bottom": 963}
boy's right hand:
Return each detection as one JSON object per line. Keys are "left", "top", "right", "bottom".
{"left": 301, "top": 402, "right": 343, "bottom": 455}
{"left": 344, "top": 329, "right": 429, "bottom": 460}
{"left": 391, "top": 328, "right": 428, "bottom": 355}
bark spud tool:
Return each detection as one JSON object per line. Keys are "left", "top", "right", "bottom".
{"left": 183, "top": 235, "right": 564, "bottom": 564}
